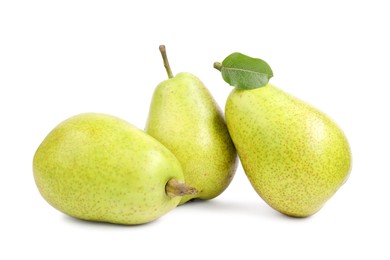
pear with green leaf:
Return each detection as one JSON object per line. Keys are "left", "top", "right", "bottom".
{"left": 146, "top": 45, "right": 238, "bottom": 204}
{"left": 214, "top": 53, "right": 352, "bottom": 217}
{"left": 33, "top": 113, "right": 197, "bottom": 225}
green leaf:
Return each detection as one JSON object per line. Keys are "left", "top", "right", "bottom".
{"left": 217, "top": 52, "right": 273, "bottom": 89}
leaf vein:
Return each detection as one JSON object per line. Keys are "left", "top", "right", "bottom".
{"left": 222, "top": 67, "right": 271, "bottom": 76}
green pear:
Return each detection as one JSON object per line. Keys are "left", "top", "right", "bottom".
{"left": 225, "top": 85, "right": 352, "bottom": 217}
{"left": 145, "top": 46, "right": 238, "bottom": 204}
{"left": 33, "top": 113, "right": 196, "bottom": 225}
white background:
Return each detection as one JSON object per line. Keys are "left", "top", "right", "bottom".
{"left": 1, "top": 0, "right": 389, "bottom": 259}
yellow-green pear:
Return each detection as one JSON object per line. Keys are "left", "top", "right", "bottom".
{"left": 145, "top": 46, "right": 238, "bottom": 204}
{"left": 225, "top": 85, "right": 352, "bottom": 217}
{"left": 33, "top": 113, "right": 196, "bottom": 225}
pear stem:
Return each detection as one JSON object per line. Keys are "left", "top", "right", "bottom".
{"left": 159, "top": 45, "right": 174, "bottom": 79}
{"left": 165, "top": 179, "right": 198, "bottom": 198}
{"left": 213, "top": 62, "right": 222, "bottom": 71}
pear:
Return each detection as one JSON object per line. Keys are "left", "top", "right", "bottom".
{"left": 225, "top": 85, "right": 352, "bottom": 217}
{"left": 33, "top": 113, "right": 196, "bottom": 225}
{"left": 145, "top": 46, "right": 238, "bottom": 204}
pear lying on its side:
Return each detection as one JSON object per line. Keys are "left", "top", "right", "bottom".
{"left": 225, "top": 85, "right": 352, "bottom": 217}
{"left": 33, "top": 113, "right": 195, "bottom": 225}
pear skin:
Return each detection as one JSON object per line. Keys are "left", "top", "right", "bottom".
{"left": 33, "top": 113, "right": 195, "bottom": 225}
{"left": 146, "top": 72, "right": 238, "bottom": 204}
{"left": 225, "top": 85, "right": 352, "bottom": 217}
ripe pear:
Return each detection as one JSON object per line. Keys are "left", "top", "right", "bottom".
{"left": 33, "top": 113, "right": 196, "bottom": 225}
{"left": 145, "top": 46, "right": 238, "bottom": 204}
{"left": 225, "top": 85, "right": 352, "bottom": 217}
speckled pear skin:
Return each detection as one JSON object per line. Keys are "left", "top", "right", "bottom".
{"left": 225, "top": 84, "right": 351, "bottom": 217}
{"left": 146, "top": 72, "right": 238, "bottom": 204}
{"left": 33, "top": 113, "right": 184, "bottom": 225}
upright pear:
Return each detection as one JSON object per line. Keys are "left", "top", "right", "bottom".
{"left": 225, "top": 85, "right": 352, "bottom": 217}
{"left": 146, "top": 46, "right": 238, "bottom": 204}
{"left": 33, "top": 113, "right": 196, "bottom": 225}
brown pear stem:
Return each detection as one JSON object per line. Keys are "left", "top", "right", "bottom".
{"left": 165, "top": 179, "right": 198, "bottom": 198}
{"left": 213, "top": 62, "right": 222, "bottom": 71}
{"left": 159, "top": 45, "right": 174, "bottom": 79}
